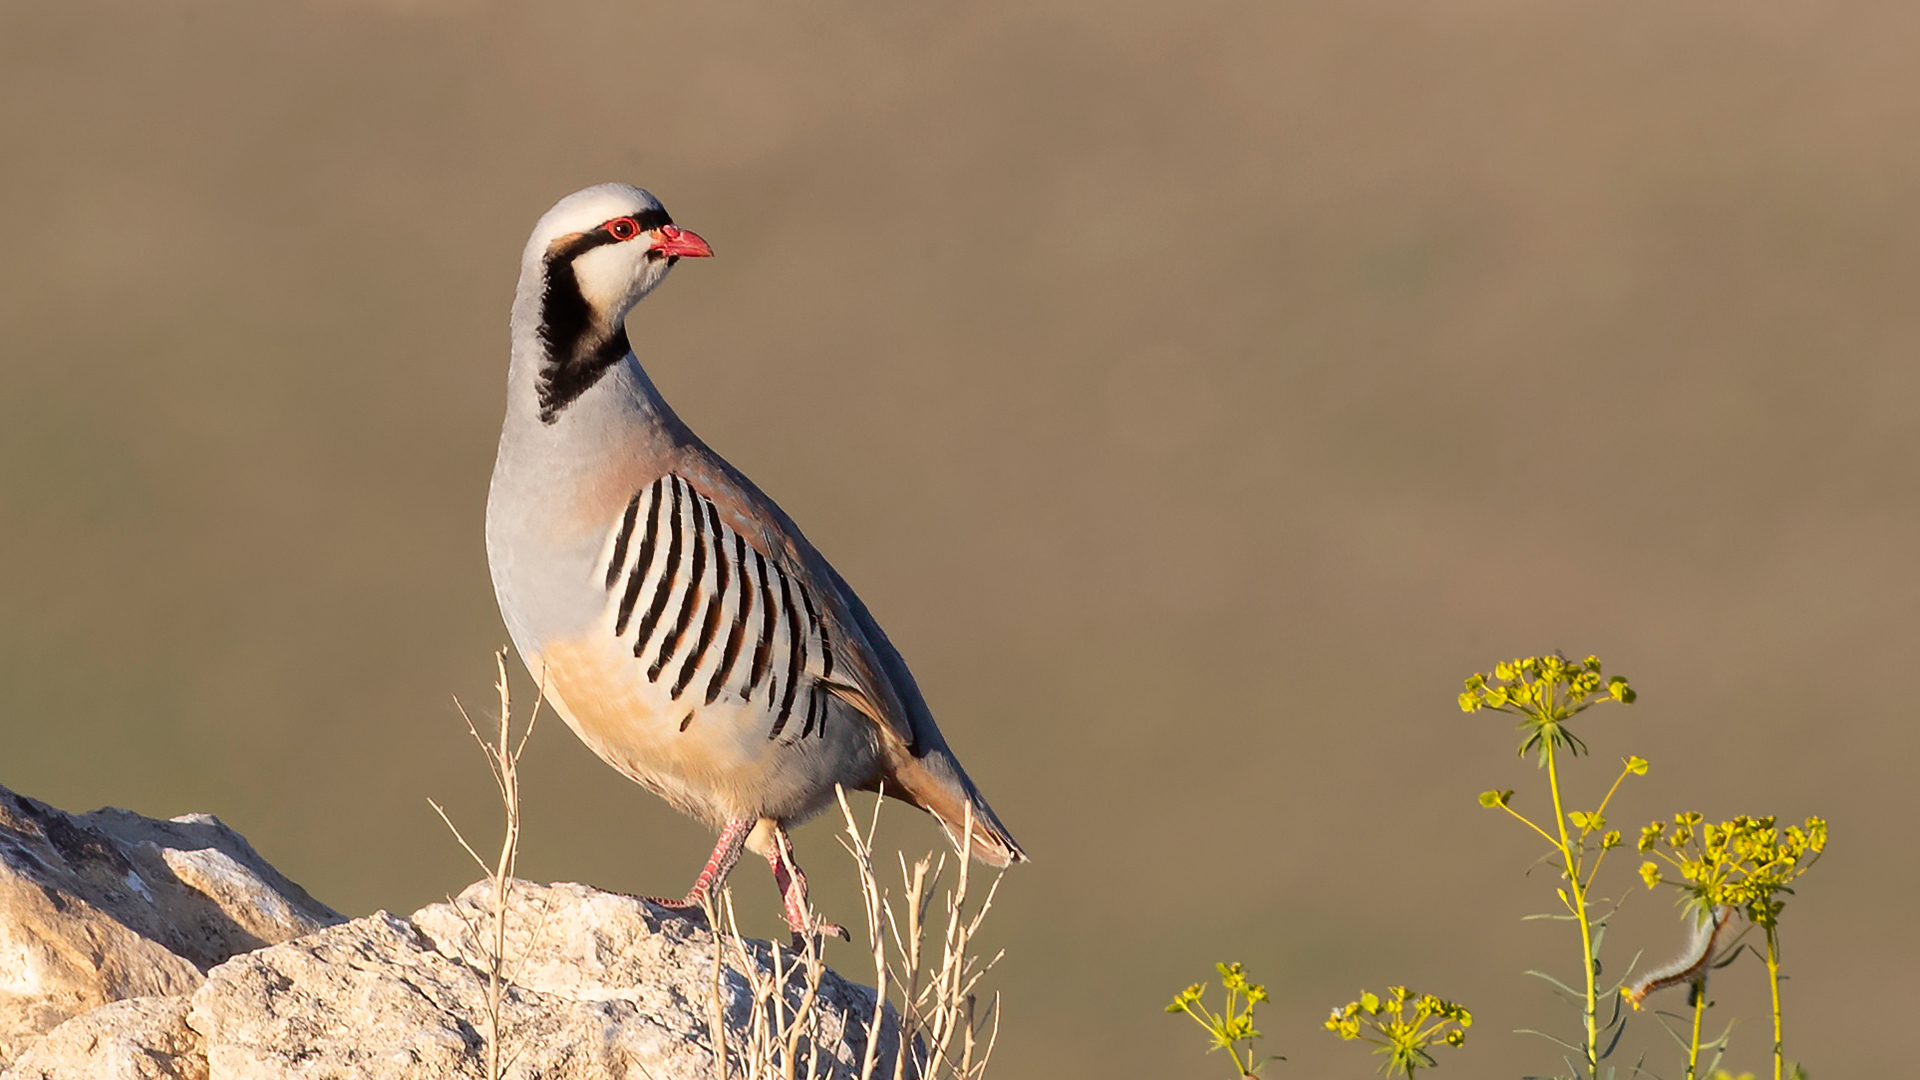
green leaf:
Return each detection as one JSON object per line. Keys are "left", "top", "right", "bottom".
{"left": 1478, "top": 789, "right": 1513, "bottom": 808}
{"left": 1625, "top": 756, "right": 1648, "bottom": 775}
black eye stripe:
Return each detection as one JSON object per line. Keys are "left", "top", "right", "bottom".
{"left": 542, "top": 207, "right": 677, "bottom": 263}
{"left": 604, "top": 207, "right": 674, "bottom": 239}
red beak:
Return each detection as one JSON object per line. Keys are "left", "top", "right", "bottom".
{"left": 648, "top": 225, "right": 713, "bottom": 259}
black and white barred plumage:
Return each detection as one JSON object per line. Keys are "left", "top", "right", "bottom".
{"left": 602, "top": 474, "right": 838, "bottom": 742}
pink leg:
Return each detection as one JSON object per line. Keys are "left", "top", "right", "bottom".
{"left": 765, "top": 823, "right": 849, "bottom": 942}
{"left": 647, "top": 817, "right": 751, "bottom": 912}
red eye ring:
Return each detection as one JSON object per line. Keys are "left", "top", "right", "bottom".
{"left": 606, "top": 217, "right": 640, "bottom": 241}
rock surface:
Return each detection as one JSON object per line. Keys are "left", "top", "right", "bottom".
{"left": 1, "top": 997, "right": 205, "bottom": 1080}
{"left": 0, "top": 784, "right": 342, "bottom": 1066}
{"left": 0, "top": 785, "right": 902, "bottom": 1079}
{"left": 192, "top": 881, "right": 896, "bottom": 1080}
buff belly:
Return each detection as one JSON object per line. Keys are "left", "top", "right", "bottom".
{"left": 530, "top": 635, "right": 881, "bottom": 827}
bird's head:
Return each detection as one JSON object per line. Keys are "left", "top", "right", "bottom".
{"left": 527, "top": 183, "right": 713, "bottom": 327}
{"left": 520, "top": 184, "right": 713, "bottom": 422}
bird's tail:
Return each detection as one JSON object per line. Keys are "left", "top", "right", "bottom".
{"left": 884, "top": 749, "right": 1026, "bottom": 868}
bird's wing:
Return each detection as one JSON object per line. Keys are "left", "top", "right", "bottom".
{"left": 664, "top": 449, "right": 921, "bottom": 753}
{"left": 670, "top": 446, "right": 1026, "bottom": 866}
{"left": 589, "top": 463, "right": 852, "bottom": 749}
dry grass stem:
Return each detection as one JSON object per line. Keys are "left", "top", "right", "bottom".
{"left": 702, "top": 887, "right": 732, "bottom": 1080}
{"left": 697, "top": 787, "right": 1005, "bottom": 1080}
{"left": 714, "top": 890, "right": 832, "bottom": 1079}
{"left": 429, "top": 650, "right": 542, "bottom": 1080}
{"left": 837, "top": 787, "right": 1003, "bottom": 1080}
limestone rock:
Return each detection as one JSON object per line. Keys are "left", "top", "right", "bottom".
{"left": 192, "top": 879, "right": 901, "bottom": 1080}
{"left": 1, "top": 779, "right": 903, "bottom": 1079}
{"left": 0, "top": 997, "right": 204, "bottom": 1080}
{"left": 0, "top": 784, "right": 341, "bottom": 1065}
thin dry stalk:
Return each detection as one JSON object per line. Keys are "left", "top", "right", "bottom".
{"left": 772, "top": 829, "right": 830, "bottom": 1080}
{"left": 713, "top": 888, "right": 830, "bottom": 1080}
{"left": 701, "top": 888, "right": 731, "bottom": 1080}
{"left": 839, "top": 788, "right": 892, "bottom": 1080}
{"left": 696, "top": 788, "right": 1006, "bottom": 1080}
{"left": 429, "top": 651, "right": 542, "bottom": 1080}
{"left": 834, "top": 788, "right": 1004, "bottom": 1080}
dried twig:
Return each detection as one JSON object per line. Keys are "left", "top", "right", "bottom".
{"left": 699, "top": 787, "right": 1006, "bottom": 1080}
{"left": 430, "top": 651, "right": 542, "bottom": 1080}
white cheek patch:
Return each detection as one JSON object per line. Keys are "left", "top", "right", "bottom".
{"left": 573, "top": 243, "right": 669, "bottom": 314}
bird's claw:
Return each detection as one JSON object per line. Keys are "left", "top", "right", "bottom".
{"left": 789, "top": 921, "right": 850, "bottom": 951}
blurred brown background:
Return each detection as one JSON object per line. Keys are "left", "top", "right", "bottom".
{"left": 0, "top": 1, "right": 1910, "bottom": 1075}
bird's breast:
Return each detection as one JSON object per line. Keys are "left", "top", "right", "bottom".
{"left": 532, "top": 634, "right": 755, "bottom": 780}
{"left": 528, "top": 628, "right": 877, "bottom": 827}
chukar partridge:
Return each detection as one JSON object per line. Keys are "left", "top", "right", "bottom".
{"left": 485, "top": 183, "right": 1024, "bottom": 937}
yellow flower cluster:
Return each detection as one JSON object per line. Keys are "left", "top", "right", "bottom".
{"left": 1325, "top": 986, "right": 1472, "bottom": 1078}
{"left": 1639, "top": 814, "right": 1827, "bottom": 929}
{"left": 1459, "top": 654, "right": 1634, "bottom": 761}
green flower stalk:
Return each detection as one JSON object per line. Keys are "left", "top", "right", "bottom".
{"left": 1462, "top": 654, "right": 1638, "bottom": 1078}
{"left": 1166, "top": 963, "right": 1280, "bottom": 1077}
{"left": 1325, "top": 986, "right": 1471, "bottom": 1078}
{"left": 1637, "top": 814, "right": 1827, "bottom": 1080}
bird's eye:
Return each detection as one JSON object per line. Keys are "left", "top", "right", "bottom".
{"left": 607, "top": 217, "right": 640, "bottom": 241}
